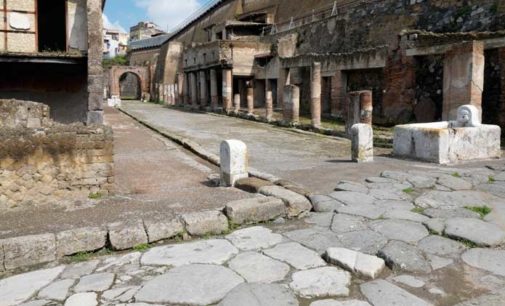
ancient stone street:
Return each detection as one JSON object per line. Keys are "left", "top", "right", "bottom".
{"left": 3, "top": 163, "right": 505, "bottom": 306}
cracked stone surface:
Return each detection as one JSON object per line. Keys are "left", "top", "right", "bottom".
{"left": 263, "top": 242, "right": 326, "bottom": 270}
{"left": 290, "top": 267, "right": 351, "bottom": 298}
{"left": 225, "top": 226, "right": 283, "bottom": 251}
{"left": 218, "top": 283, "right": 299, "bottom": 306}
{"left": 228, "top": 252, "right": 290, "bottom": 283}
{"left": 444, "top": 218, "right": 505, "bottom": 247}
{"left": 369, "top": 219, "right": 429, "bottom": 244}
{"left": 361, "top": 279, "right": 433, "bottom": 306}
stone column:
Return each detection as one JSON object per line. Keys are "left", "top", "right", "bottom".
{"left": 183, "top": 73, "right": 190, "bottom": 106}
{"left": 331, "top": 70, "right": 346, "bottom": 118}
{"left": 234, "top": 94, "right": 241, "bottom": 114}
{"left": 499, "top": 48, "right": 505, "bottom": 127}
{"left": 265, "top": 80, "right": 273, "bottom": 121}
{"left": 86, "top": 0, "right": 104, "bottom": 124}
{"left": 360, "top": 90, "right": 373, "bottom": 125}
{"left": 189, "top": 72, "right": 198, "bottom": 109}
{"left": 210, "top": 69, "right": 218, "bottom": 111}
{"left": 199, "top": 71, "right": 208, "bottom": 109}
{"left": 311, "top": 62, "right": 322, "bottom": 128}
{"left": 351, "top": 123, "right": 373, "bottom": 163}
{"left": 177, "top": 73, "right": 185, "bottom": 106}
{"left": 246, "top": 81, "right": 254, "bottom": 115}
{"left": 277, "top": 68, "right": 291, "bottom": 108}
{"left": 346, "top": 90, "right": 373, "bottom": 135}
{"left": 443, "top": 40, "right": 484, "bottom": 121}
{"left": 283, "top": 85, "right": 300, "bottom": 124}
{"left": 222, "top": 69, "right": 233, "bottom": 113}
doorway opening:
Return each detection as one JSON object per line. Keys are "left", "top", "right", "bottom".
{"left": 37, "top": 0, "right": 67, "bottom": 52}
{"left": 120, "top": 73, "right": 141, "bottom": 100}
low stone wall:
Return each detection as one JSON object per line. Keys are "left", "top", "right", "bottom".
{"left": 0, "top": 99, "right": 114, "bottom": 210}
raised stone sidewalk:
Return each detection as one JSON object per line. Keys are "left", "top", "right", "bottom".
{"left": 2, "top": 165, "right": 505, "bottom": 305}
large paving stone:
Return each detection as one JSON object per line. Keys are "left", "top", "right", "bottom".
{"left": 64, "top": 292, "right": 98, "bottom": 306}
{"left": 366, "top": 177, "right": 397, "bottom": 184}
{"left": 417, "top": 235, "right": 466, "bottom": 257}
{"left": 263, "top": 242, "right": 326, "bottom": 270}
{"left": 331, "top": 214, "right": 368, "bottom": 233}
{"left": 422, "top": 218, "right": 446, "bottom": 235}
{"left": 19, "top": 300, "right": 52, "bottom": 306}
{"left": 259, "top": 185, "right": 312, "bottom": 217}
{"left": 407, "top": 175, "right": 437, "bottom": 189}
{"left": 0, "top": 266, "right": 64, "bottom": 306}
{"left": 309, "top": 195, "right": 343, "bottom": 213}
{"left": 311, "top": 300, "right": 371, "bottom": 306}
{"left": 228, "top": 252, "right": 290, "bottom": 283}
{"left": 143, "top": 216, "right": 184, "bottom": 243}
{"left": 135, "top": 264, "right": 244, "bottom": 305}
{"left": 284, "top": 227, "right": 342, "bottom": 254}
{"left": 225, "top": 197, "right": 286, "bottom": 224}
{"left": 61, "top": 260, "right": 100, "bottom": 279}
{"left": 1, "top": 233, "right": 56, "bottom": 270}
{"left": 361, "top": 280, "right": 433, "bottom": 306}
{"left": 366, "top": 182, "right": 413, "bottom": 192}
{"left": 328, "top": 191, "right": 375, "bottom": 206}
{"left": 415, "top": 191, "right": 493, "bottom": 209}
{"left": 218, "top": 283, "right": 298, "bottom": 306}
{"left": 423, "top": 208, "right": 480, "bottom": 219}
{"left": 444, "top": 218, "right": 505, "bottom": 247}
{"left": 369, "top": 188, "right": 409, "bottom": 201}
{"left": 369, "top": 219, "right": 429, "bottom": 244}
{"left": 74, "top": 272, "right": 115, "bottom": 292}
{"left": 102, "top": 286, "right": 140, "bottom": 302}
{"left": 290, "top": 267, "right": 351, "bottom": 298}
{"left": 141, "top": 239, "right": 238, "bottom": 266}
{"left": 336, "top": 203, "right": 385, "bottom": 220}
{"left": 383, "top": 210, "right": 430, "bottom": 223}
{"left": 38, "top": 279, "right": 75, "bottom": 301}
{"left": 392, "top": 275, "right": 426, "bottom": 288}
{"left": 454, "top": 289, "right": 505, "bottom": 306}
{"left": 305, "top": 212, "right": 335, "bottom": 228}
{"left": 337, "top": 230, "right": 388, "bottom": 255}
{"left": 461, "top": 248, "right": 505, "bottom": 276}
{"left": 380, "top": 170, "right": 409, "bottom": 181}
{"left": 378, "top": 241, "right": 431, "bottom": 273}
{"left": 335, "top": 181, "right": 368, "bottom": 193}
{"left": 56, "top": 227, "right": 107, "bottom": 257}
{"left": 96, "top": 252, "right": 141, "bottom": 272}
{"left": 108, "top": 221, "right": 148, "bottom": 251}
{"left": 325, "top": 247, "right": 385, "bottom": 279}
{"left": 373, "top": 200, "right": 415, "bottom": 211}
{"left": 181, "top": 210, "right": 229, "bottom": 236}
{"left": 437, "top": 175, "right": 473, "bottom": 190}
{"left": 225, "top": 226, "right": 283, "bottom": 251}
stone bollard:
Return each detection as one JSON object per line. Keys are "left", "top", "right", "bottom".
{"left": 351, "top": 123, "right": 373, "bottom": 163}
{"left": 265, "top": 90, "right": 273, "bottom": 121}
{"left": 247, "top": 83, "right": 254, "bottom": 116}
{"left": 283, "top": 85, "right": 300, "bottom": 124}
{"left": 220, "top": 140, "right": 249, "bottom": 187}
{"left": 346, "top": 90, "right": 373, "bottom": 135}
{"left": 234, "top": 94, "right": 241, "bottom": 114}
{"left": 311, "top": 62, "right": 322, "bottom": 128}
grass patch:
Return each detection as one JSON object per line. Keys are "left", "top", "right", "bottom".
{"left": 88, "top": 192, "right": 102, "bottom": 200}
{"left": 411, "top": 207, "right": 425, "bottom": 214}
{"left": 451, "top": 172, "right": 461, "bottom": 178}
{"left": 403, "top": 187, "right": 415, "bottom": 194}
{"left": 69, "top": 252, "right": 93, "bottom": 263}
{"left": 133, "top": 243, "right": 150, "bottom": 252}
{"left": 464, "top": 206, "right": 492, "bottom": 218}
{"left": 488, "top": 176, "right": 496, "bottom": 183}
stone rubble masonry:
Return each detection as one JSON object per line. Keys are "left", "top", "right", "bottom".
{"left": 224, "top": 197, "right": 286, "bottom": 225}
{"left": 87, "top": 0, "right": 104, "bottom": 125}
{"left": 0, "top": 99, "right": 114, "bottom": 210}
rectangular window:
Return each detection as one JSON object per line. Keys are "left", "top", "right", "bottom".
{"left": 37, "top": 0, "right": 67, "bottom": 52}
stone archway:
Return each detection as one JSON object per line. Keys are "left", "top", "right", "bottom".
{"left": 109, "top": 66, "right": 150, "bottom": 100}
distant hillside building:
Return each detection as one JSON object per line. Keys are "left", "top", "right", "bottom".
{"left": 104, "top": 28, "right": 128, "bottom": 58}
{"left": 129, "top": 21, "right": 165, "bottom": 42}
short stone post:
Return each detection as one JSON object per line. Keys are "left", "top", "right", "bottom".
{"left": 246, "top": 82, "right": 254, "bottom": 115}
{"left": 210, "top": 69, "right": 218, "bottom": 111}
{"left": 265, "top": 87, "right": 273, "bottom": 121}
{"left": 222, "top": 69, "right": 233, "bottom": 113}
{"left": 351, "top": 123, "right": 373, "bottom": 163}
{"left": 234, "top": 94, "right": 241, "bottom": 114}
{"left": 311, "top": 62, "right": 322, "bottom": 128}
{"left": 283, "top": 85, "right": 300, "bottom": 124}
{"left": 220, "top": 140, "right": 249, "bottom": 187}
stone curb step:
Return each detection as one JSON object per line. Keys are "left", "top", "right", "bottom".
{"left": 0, "top": 193, "right": 312, "bottom": 273}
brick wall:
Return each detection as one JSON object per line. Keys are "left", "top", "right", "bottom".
{"left": 0, "top": 100, "right": 114, "bottom": 210}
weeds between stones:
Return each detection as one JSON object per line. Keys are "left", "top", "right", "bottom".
{"left": 133, "top": 243, "right": 150, "bottom": 252}
{"left": 403, "top": 187, "right": 415, "bottom": 194}
{"left": 452, "top": 172, "right": 461, "bottom": 178}
{"left": 464, "top": 206, "right": 492, "bottom": 219}
{"left": 88, "top": 192, "right": 102, "bottom": 200}
{"left": 411, "top": 207, "right": 425, "bottom": 214}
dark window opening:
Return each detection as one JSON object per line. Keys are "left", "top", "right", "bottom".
{"left": 239, "top": 13, "right": 268, "bottom": 24}
{"left": 37, "top": 0, "right": 67, "bottom": 52}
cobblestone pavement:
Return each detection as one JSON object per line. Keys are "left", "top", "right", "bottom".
{"left": 3, "top": 165, "right": 505, "bottom": 306}
{"left": 120, "top": 101, "right": 438, "bottom": 194}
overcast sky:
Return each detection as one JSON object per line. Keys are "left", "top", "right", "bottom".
{"left": 103, "top": 0, "right": 211, "bottom": 33}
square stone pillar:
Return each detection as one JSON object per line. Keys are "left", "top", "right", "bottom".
{"left": 189, "top": 72, "right": 198, "bottom": 109}
{"left": 331, "top": 70, "right": 346, "bottom": 118}
{"left": 277, "top": 68, "right": 291, "bottom": 109}
{"left": 283, "top": 85, "right": 300, "bottom": 124}
{"left": 443, "top": 41, "right": 485, "bottom": 121}
{"left": 222, "top": 69, "right": 233, "bottom": 113}
{"left": 177, "top": 73, "right": 185, "bottom": 106}
{"left": 183, "top": 73, "right": 190, "bottom": 106}
{"left": 246, "top": 81, "right": 254, "bottom": 115}
{"left": 265, "top": 79, "right": 274, "bottom": 121}
{"left": 86, "top": 0, "right": 104, "bottom": 125}
{"left": 199, "top": 70, "right": 208, "bottom": 108}
{"left": 346, "top": 90, "right": 373, "bottom": 136}
{"left": 210, "top": 69, "right": 218, "bottom": 111}
{"left": 311, "top": 62, "right": 322, "bottom": 128}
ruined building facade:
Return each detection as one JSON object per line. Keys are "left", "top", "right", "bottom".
{"left": 130, "top": 0, "right": 505, "bottom": 128}
{"left": 0, "top": 0, "right": 105, "bottom": 124}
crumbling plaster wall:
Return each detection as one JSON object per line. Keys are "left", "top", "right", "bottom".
{"left": 0, "top": 100, "right": 114, "bottom": 211}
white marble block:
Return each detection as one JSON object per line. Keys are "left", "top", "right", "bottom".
{"left": 351, "top": 124, "right": 373, "bottom": 163}
{"left": 220, "top": 140, "right": 249, "bottom": 187}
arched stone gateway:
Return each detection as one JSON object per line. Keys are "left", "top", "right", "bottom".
{"left": 108, "top": 66, "right": 150, "bottom": 100}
